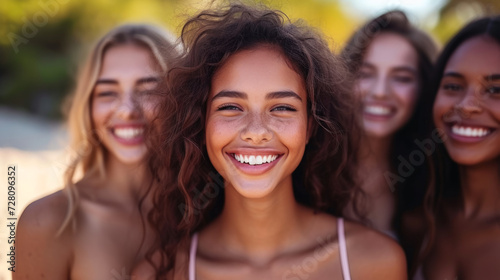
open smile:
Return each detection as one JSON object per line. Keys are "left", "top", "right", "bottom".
{"left": 110, "top": 126, "right": 145, "bottom": 145}
{"left": 445, "top": 122, "right": 495, "bottom": 143}
{"left": 226, "top": 152, "right": 283, "bottom": 175}
{"left": 363, "top": 104, "right": 396, "bottom": 120}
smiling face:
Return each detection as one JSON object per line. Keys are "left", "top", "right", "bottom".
{"left": 205, "top": 46, "right": 309, "bottom": 199}
{"left": 356, "top": 32, "right": 419, "bottom": 139}
{"left": 433, "top": 36, "right": 500, "bottom": 166}
{"left": 91, "top": 44, "right": 160, "bottom": 165}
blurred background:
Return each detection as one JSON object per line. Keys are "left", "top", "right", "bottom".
{"left": 0, "top": 0, "right": 499, "bottom": 279}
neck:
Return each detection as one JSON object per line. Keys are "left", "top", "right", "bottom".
{"left": 358, "top": 135, "right": 393, "bottom": 193}
{"left": 215, "top": 176, "right": 309, "bottom": 263}
{"left": 460, "top": 159, "right": 500, "bottom": 219}
{"left": 102, "top": 155, "right": 153, "bottom": 208}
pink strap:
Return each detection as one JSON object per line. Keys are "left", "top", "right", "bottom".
{"left": 189, "top": 233, "right": 199, "bottom": 280}
{"left": 338, "top": 218, "right": 352, "bottom": 280}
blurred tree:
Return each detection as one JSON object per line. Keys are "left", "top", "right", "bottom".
{"left": 433, "top": 0, "right": 500, "bottom": 42}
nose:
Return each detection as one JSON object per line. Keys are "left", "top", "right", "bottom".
{"left": 116, "top": 91, "right": 141, "bottom": 119}
{"left": 454, "top": 86, "right": 483, "bottom": 118}
{"left": 368, "top": 76, "right": 389, "bottom": 99}
{"left": 240, "top": 112, "right": 272, "bottom": 144}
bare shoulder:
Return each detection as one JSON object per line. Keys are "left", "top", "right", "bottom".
{"left": 18, "top": 190, "right": 70, "bottom": 236}
{"left": 344, "top": 219, "right": 407, "bottom": 280}
{"left": 15, "top": 190, "right": 72, "bottom": 279}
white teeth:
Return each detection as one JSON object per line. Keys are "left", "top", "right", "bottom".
{"left": 114, "top": 127, "right": 143, "bottom": 139}
{"left": 256, "top": 155, "right": 263, "bottom": 164}
{"left": 451, "top": 125, "right": 491, "bottom": 137}
{"left": 364, "top": 105, "right": 392, "bottom": 116}
{"left": 233, "top": 154, "right": 279, "bottom": 165}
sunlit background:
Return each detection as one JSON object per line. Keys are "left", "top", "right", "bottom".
{"left": 0, "top": 0, "right": 499, "bottom": 278}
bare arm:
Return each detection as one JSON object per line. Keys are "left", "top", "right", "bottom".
{"left": 14, "top": 191, "right": 72, "bottom": 280}
{"left": 347, "top": 221, "right": 407, "bottom": 280}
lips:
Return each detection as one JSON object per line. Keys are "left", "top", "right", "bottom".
{"left": 445, "top": 122, "right": 495, "bottom": 143}
{"left": 363, "top": 104, "right": 395, "bottom": 120}
{"left": 226, "top": 151, "right": 283, "bottom": 175}
{"left": 233, "top": 154, "right": 279, "bottom": 165}
{"left": 451, "top": 124, "right": 491, "bottom": 137}
{"left": 110, "top": 125, "right": 145, "bottom": 145}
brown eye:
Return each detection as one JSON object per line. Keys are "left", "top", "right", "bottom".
{"left": 442, "top": 83, "right": 463, "bottom": 92}
{"left": 486, "top": 86, "right": 500, "bottom": 95}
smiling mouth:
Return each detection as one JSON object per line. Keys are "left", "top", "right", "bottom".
{"left": 450, "top": 124, "right": 493, "bottom": 138}
{"left": 364, "top": 105, "right": 394, "bottom": 117}
{"left": 112, "top": 127, "right": 144, "bottom": 140}
{"left": 230, "top": 153, "right": 279, "bottom": 165}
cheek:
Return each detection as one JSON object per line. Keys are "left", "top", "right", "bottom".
{"left": 432, "top": 92, "right": 453, "bottom": 126}
{"left": 91, "top": 101, "right": 111, "bottom": 127}
{"left": 393, "top": 83, "right": 418, "bottom": 108}
{"left": 205, "top": 117, "right": 237, "bottom": 151}
{"left": 356, "top": 79, "right": 371, "bottom": 98}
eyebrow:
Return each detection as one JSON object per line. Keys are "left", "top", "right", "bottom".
{"left": 211, "top": 90, "right": 302, "bottom": 102}
{"left": 95, "top": 76, "right": 159, "bottom": 86}
{"left": 392, "top": 66, "right": 417, "bottom": 74}
{"left": 360, "top": 63, "right": 416, "bottom": 74}
{"left": 442, "top": 72, "right": 463, "bottom": 79}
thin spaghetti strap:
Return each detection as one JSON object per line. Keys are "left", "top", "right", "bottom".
{"left": 338, "top": 218, "right": 352, "bottom": 280}
{"left": 189, "top": 233, "right": 199, "bottom": 280}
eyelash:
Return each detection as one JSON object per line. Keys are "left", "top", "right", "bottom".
{"left": 486, "top": 86, "right": 500, "bottom": 95}
{"left": 96, "top": 91, "right": 116, "bottom": 97}
{"left": 271, "top": 105, "right": 297, "bottom": 112}
{"left": 216, "top": 104, "right": 297, "bottom": 112}
{"left": 442, "top": 83, "right": 463, "bottom": 92}
{"left": 217, "top": 104, "right": 241, "bottom": 111}
{"left": 394, "top": 76, "right": 414, "bottom": 83}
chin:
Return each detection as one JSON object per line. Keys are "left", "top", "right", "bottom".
{"left": 228, "top": 178, "right": 280, "bottom": 199}
{"left": 114, "top": 151, "right": 147, "bottom": 165}
{"left": 447, "top": 152, "right": 492, "bottom": 167}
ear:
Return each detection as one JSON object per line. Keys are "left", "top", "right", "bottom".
{"left": 306, "top": 116, "right": 314, "bottom": 144}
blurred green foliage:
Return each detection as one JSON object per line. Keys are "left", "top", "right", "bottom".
{"left": 0, "top": 0, "right": 498, "bottom": 119}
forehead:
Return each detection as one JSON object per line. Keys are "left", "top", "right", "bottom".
{"left": 210, "top": 46, "right": 306, "bottom": 98}
{"left": 99, "top": 44, "right": 158, "bottom": 78}
{"left": 445, "top": 36, "right": 500, "bottom": 75}
{"left": 363, "top": 32, "right": 417, "bottom": 68}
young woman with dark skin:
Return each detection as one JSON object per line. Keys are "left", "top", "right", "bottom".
{"left": 15, "top": 24, "right": 178, "bottom": 280}
{"left": 134, "top": 4, "right": 406, "bottom": 280}
{"left": 419, "top": 16, "right": 500, "bottom": 280}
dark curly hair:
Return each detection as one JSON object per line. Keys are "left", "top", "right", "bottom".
{"left": 146, "top": 3, "right": 361, "bottom": 278}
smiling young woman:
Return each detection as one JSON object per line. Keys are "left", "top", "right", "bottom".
{"left": 134, "top": 3, "right": 407, "bottom": 280}
{"left": 14, "top": 24, "right": 178, "bottom": 280}
{"left": 340, "top": 11, "right": 438, "bottom": 272}
{"left": 419, "top": 16, "right": 500, "bottom": 280}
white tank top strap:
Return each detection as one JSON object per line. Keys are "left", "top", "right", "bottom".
{"left": 189, "top": 232, "right": 199, "bottom": 280}
{"left": 338, "top": 217, "right": 352, "bottom": 280}
{"left": 188, "top": 220, "right": 352, "bottom": 280}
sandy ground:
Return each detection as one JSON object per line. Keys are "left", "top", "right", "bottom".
{"left": 0, "top": 107, "right": 68, "bottom": 280}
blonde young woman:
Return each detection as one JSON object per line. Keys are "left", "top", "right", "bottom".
{"left": 15, "top": 24, "right": 178, "bottom": 280}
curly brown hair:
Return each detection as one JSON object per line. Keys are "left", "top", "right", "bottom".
{"left": 146, "top": 3, "right": 361, "bottom": 278}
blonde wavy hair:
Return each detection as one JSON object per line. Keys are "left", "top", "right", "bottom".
{"left": 59, "top": 24, "right": 178, "bottom": 235}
